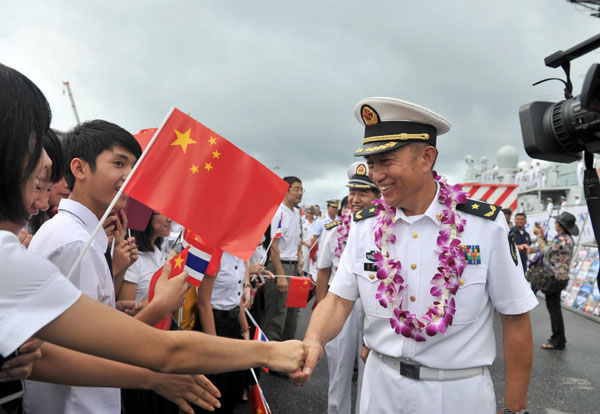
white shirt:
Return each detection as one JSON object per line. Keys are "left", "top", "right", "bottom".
{"left": 317, "top": 222, "right": 344, "bottom": 285}
{"left": 301, "top": 218, "right": 316, "bottom": 273}
{"left": 24, "top": 198, "right": 120, "bottom": 414}
{"left": 210, "top": 252, "right": 244, "bottom": 311}
{"left": 0, "top": 231, "right": 81, "bottom": 357}
{"left": 124, "top": 246, "right": 165, "bottom": 302}
{"left": 330, "top": 186, "right": 538, "bottom": 370}
{"left": 270, "top": 204, "right": 301, "bottom": 261}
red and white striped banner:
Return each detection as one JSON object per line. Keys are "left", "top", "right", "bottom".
{"left": 458, "top": 183, "right": 518, "bottom": 212}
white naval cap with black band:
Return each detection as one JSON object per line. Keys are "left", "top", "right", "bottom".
{"left": 353, "top": 97, "right": 451, "bottom": 157}
{"left": 346, "top": 161, "right": 377, "bottom": 190}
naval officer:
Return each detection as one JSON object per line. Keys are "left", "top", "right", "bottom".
{"left": 291, "top": 97, "right": 537, "bottom": 414}
{"left": 317, "top": 161, "right": 380, "bottom": 414}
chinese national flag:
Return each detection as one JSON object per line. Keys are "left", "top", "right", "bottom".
{"left": 148, "top": 247, "right": 189, "bottom": 330}
{"left": 285, "top": 276, "right": 311, "bottom": 308}
{"left": 124, "top": 109, "right": 288, "bottom": 261}
{"left": 248, "top": 384, "right": 270, "bottom": 414}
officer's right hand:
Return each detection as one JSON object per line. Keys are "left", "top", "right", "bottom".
{"left": 289, "top": 338, "right": 323, "bottom": 386}
{"left": 265, "top": 340, "right": 306, "bottom": 373}
{"left": 277, "top": 276, "right": 288, "bottom": 295}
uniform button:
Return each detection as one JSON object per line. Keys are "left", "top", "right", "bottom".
{"left": 369, "top": 274, "right": 375, "bottom": 280}
{"left": 235, "top": 265, "right": 238, "bottom": 269}
{"left": 238, "top": 292, "right": 241, "bottom": 296}
{"left": 410, "top": 296, "right": 416, "bottom": 302}
{"left": 238, "top": 280, "right": 241, "bottom": 284}
{"left": 412, "top": 232, "right": 418, "bottom": 239}
{"left": 459, "top": 279, "right": 465, "bottom": 286}
{"left": 411, "top": 264, "right": 417, "bottom": 270}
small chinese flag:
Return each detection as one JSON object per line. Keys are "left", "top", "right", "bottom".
{"left": 124, "top": 109, "right": 288, "bottom": 261}
{"left": 148, "top": 246, "right": 189, "bottom": 330}
{"left": 285, "top": 276, "right": 311, "bottom": 308}
{"left": 248, "top": 384, "right": 270, "bottom": 414}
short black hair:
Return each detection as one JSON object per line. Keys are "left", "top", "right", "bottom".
{"left": 0, "top": 63, "right": 51, "bottom": 224}
{"left": 62, "top": 120, "right": 142, "bottom": 191}
{"left": 502, "top": 208, "right": 512, "bottom": 216}
{"left": 45, "top": 129, "right": 65, "bottom": 184}
{"left": 283, "top": 176, "right": 301, "bottom": 189}
{"left": 131, "top": 213, "right": 163, "bottom": 253}
{"left": 515, "top": 212, "right": 526, "bottom": 219}
{"left": 339, "top": 196, "right": 349, "bottom": 215}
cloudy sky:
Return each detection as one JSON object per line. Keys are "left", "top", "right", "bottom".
{"left": 1, "top": 0, "right": 598, "bottom": 207}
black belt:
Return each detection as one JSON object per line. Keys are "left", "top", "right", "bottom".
{"left": 280, "top": 260, "right": 298, "bottom": 265}
{"left": 212, "top": 306, "right": 240, "bottom": 319}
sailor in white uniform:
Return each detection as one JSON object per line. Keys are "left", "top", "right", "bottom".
{"left": 292, "top": 97, "right": 537, "bottom": 414}
{"left": 317, "top": 161, "right": 380, "bottom": 414}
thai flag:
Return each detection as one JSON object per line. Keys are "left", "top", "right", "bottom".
{"left": 182, "top": 229, "right": 222, "bottom": 287}
{"left": 273, "top": 212, "right": 283, "bottom": 239}
{"left": 253, "top": 325, "right": 269, "bottom": 342}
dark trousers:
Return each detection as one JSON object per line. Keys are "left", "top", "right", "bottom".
{"left": 544, "top": 279, "right": 568, "bottom": 346}
{"left": 194, "top": 310, "right": 248, "bottom": 414}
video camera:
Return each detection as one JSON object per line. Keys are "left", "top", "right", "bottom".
{"left": 519, "top": 34, "right": 600, "bottom": 280}
{"left": 519, "top": 33, "right": 600, "bottom": 163}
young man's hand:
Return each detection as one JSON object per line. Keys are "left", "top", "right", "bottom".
{"left": 277, "top": 277, "right": 288, "bottom": 295}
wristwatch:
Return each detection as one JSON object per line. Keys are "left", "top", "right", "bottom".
{"left": 501, "top": 408, "right": 529, "bottom": 414}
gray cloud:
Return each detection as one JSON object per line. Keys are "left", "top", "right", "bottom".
{"left": 1, "top": 0, "right": 598, "bottom": 207}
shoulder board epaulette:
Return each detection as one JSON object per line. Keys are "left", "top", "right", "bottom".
{"left": 456, "top": 198, "right": 501, "bottom": 221}
{"left": 353, "top": 205, "right": 378, "bottom": 222}
{"left": 325, "top": 219, "right": 342, "bottom": 230}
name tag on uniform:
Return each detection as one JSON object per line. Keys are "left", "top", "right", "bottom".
{"left": 364, "top": 262, "right": 379, "bottom": 272}
{"left": 461, "top": 245, "right": 481, "bottom": 265}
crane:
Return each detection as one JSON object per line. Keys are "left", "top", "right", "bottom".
{"left": 62, "top": 81, "right": 81, "bottom": 125}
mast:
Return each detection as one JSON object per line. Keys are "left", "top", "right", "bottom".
{"left": 62, "top": 81, "right": 81, "bottom": 125}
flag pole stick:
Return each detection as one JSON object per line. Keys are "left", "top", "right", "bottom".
{"left": 243, "top": 308, "right": 269, "bottom": 340}
{"left": 259, "top": 236, "right": 275, "bottom": 265}
{"left": 65, "top": 108, "right": 176, "bottom": 281}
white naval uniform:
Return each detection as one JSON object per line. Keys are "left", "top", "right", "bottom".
{"left": 24, "top": 199, "right": 121, "bottom": 414}
{"left": 310, "top": 215, "right": 334, "bottom": 281}
{"left": 319, "top": 221, "right": 364, "bottom": 414}
{"left": 329, "top": 186, "right": 538, "bottom": 414}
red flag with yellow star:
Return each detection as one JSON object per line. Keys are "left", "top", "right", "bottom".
{"left": 248, "top": 384, "right": 270, "bottom": 414}
{"left": 285, "top": 276, "right": 311, "bottom": 308}
{"left": 148, "top": 246, "right": 189, "bottom": 330}
{"left": 124, "top": 108, "right": 288, "bottom": 261}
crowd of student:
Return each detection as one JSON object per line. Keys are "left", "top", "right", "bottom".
{"left": 0, "top": 63, "right": 308, "bottom": 414}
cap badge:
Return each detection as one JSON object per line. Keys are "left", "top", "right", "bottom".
{"left": 356, "top": 164, "right": 367, "bottom": 176}
{"left": 361, "top": 105, "right": 379, "bottom": 126}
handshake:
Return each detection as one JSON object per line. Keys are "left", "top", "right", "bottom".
{"left": 264, "top": 338, "right": 323, "bottom": 386}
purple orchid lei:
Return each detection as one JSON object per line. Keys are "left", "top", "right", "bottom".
{"left": 334, "top": 210, "right": 352, "bottom": 261}
{"left": 372, "top": 172, "right": 467, "bottom": 342}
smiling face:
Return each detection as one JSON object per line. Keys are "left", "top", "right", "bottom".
{"left": 348, "top": 188, "right": 378, "bottom": 213}
{"left": 71, "top": 146, "right": 137, "bottom": 218}
{"left": 366, "top": 144, "right": 436, "bottom": 212}
{"left": 26, "top": 149, "right": 53, "bottom": 217}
